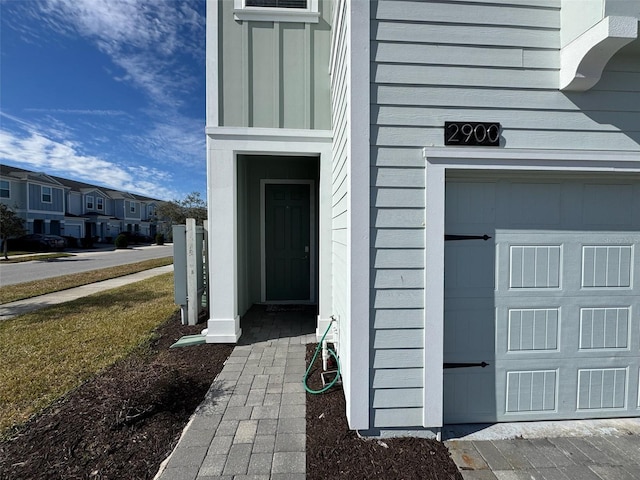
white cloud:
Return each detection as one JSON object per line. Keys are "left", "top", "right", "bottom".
{"left": 25, "top": 108, "right": 127, "bottom": 116}
{"left": 125, "top": 116, "right": 205, "bottom": 169}
{"left": 12, "top": 0, "right": 205, "bottom": 107}
{"left": 0, "top": 120, "right": 179, "bottom": 200}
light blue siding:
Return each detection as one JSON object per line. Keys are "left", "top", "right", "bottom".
{"left": 331, "top": 0, "right": 349, "bottom": 368}
{"left": 28, "top": 184, "right": 64, "bottom": 212}
{"left": 369, "top": 0, "right": 640, "bottom": 428}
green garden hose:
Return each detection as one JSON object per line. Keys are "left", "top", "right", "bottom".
{"left": 303, "top": 321, "right": 341, "bottom": 394}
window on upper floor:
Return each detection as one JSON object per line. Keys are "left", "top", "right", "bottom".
{"left": 234, "top": 0, "right": 318, "bottom": 22}
{"left": 148, "top": 205, "right": 155, "bottom": 217}
{"left": 0, "top": 180, "right": 9, "bottom": 198}
{"left": 86, "top": 195, "right": 94, "bottom": 210}
{"left": 96, "top": 197, "right": 104, "bottom": 211}
{"left": 42, "top": 186, "right": 52, "bottom": 203}
{"left": 130, "top": 202, "right": 137, "bottom": 213}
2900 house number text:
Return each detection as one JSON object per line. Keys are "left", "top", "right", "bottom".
{"left": 445, "top": 122, "right": 501, "bottom": 147}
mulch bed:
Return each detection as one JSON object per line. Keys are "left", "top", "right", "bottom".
{"left": 0, "top": 313, "right": 233, "bottom": 480}
{"left": 305, "top": 344, "right": 463, "bottom": 480}
{"left": 0, "top": 316, "right": 463, "bottom": 480}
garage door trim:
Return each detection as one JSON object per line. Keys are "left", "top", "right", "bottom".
{"left": 422, "top": 147, "right": 640, "bottom": 429}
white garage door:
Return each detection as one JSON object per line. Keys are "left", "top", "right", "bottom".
{"left": 444, "top": 176, "right": 640, "bottom": 424}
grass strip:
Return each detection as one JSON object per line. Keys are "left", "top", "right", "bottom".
{"left": 0, "top": 256, "right": 173, "bottom": 305}
{"left": 0, "top": 272, "right": 178, "bottom": 436}
{"left": 1, "top": 253, "right": 74, "bottom": 263}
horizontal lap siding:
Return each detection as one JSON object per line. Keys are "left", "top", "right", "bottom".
{"left": 370, "top": 0, "right": 640, "bottom": 429}
{"left": 331, "top": 0, "right": 349, "bottom": 376}
{"left": 373, "top": 0, "right": 559, "bottom": 429}
{"left": 370, "top": 98, "right": 426, "bottom": 426}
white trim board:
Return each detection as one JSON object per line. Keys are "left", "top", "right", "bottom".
{"left": 422, "top": 147, "right": 640, "bottom": 429}
{"left": 260, "top": 179, "right": 316, "bottom": 304}
{"left": 342, "top": 0, "right": 371, "bottom": 432}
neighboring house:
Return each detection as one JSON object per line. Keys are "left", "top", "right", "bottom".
{"left": 53, "top": 176, "right": 115, "bottom": 241}
{"left": 132, "top": 194, "right": 162, "bottom": 239}
{"left": 0, "top": 164, "right": 66, "bottom": 236}
{"left": 205, "top": 0, "right": 640, "bottom": 437}
{"left": 106, "top": 190, "right": 143, "bottom": 235}
{"left": 0, "top": 165, "right": 164, "bottom": 243}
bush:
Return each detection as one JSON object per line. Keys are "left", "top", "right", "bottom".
{"left": 115, "top": 234, "right": 128, "bottom": 249}
{"left": 81, "top": 237, "right": 94, "bottom": 249}
{"left": 155, "top": 233, "right": 165, "bottom": 245}
{"left": 62, "top": 236, "right": 78, "bottom": 248}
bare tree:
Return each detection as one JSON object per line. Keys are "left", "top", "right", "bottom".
{"left": 157, "top": 192, "right": 207, "bottom": 226}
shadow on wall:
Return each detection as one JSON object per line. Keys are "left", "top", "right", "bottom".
{"left": 564, "top": 40, "right": 640, "bottom": 149}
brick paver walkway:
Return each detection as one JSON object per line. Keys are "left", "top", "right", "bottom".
{"left": 156, "top": 305, "right": 316, "bottom": 480}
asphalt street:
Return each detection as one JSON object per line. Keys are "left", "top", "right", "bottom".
{"left": 0, "top": 244, "right": 173, "bottom": 286}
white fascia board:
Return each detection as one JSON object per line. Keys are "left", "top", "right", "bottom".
{"left": 206, "top": 127, "right": 332, "bottom": 155}
{"left": 422, "top": 147, "right": 640, "bottom": 429}
{"left": 560, "top": 16, "right": 638, "bottom": 91}
{"left": 206, "top": 126, "right": 331, "bottom": 141}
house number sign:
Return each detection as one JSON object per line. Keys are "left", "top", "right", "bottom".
{"left": 445, "top": 122, "right": 501, "bottom": 146}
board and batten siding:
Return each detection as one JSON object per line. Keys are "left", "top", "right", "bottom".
{"left": 217, "top": 0, "right": 332, "bottom": 129}
{"left": 370, "top": 0, "right": 640, "bottom": 429}
{"left": 28, "top": 184, "right": 64, "bottom": 213}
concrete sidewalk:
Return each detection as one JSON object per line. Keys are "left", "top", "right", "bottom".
{"left": 0, "top": 264, "right": 173, "bottom": 320}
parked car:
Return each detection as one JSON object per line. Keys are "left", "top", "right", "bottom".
{"left": 16, "top": 234, "right": 66, "bottom": 252}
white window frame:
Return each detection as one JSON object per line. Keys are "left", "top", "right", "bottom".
{"left": 86, "top": 195, "right": 94, "bottom": 210}
{"left": 41, "top": 186, "right": 52, "bottom": 203}
{"left": 130, "top": 202, "right": 137, "bottom": 213}
{"left": 233, "top": 0, "right": 319, "bottom": 23}
{"left": 0, "top": 179, "right": 10, "bottom": 198}
{"left": 96, "top": 197, "right": 104, "bottom": 211}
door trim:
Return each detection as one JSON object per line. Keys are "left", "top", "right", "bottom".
{"left": 260, "top": 179, "right": 316, "bottom": 304}
{"left": 423, "top": 147, "right": 640, "bottom": 429}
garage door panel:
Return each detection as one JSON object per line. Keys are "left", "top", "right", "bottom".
{"left": 444, "top": 177, "right": 640, "bottom": 424}
{"left": 444, "top": 299, "right": 494, "bottom": 361}
{"left": 444, "top": 369, "right": 497, "bottom": 423}
{"left": 499, "top": 182, "right": 562, "bottom": 227}
{"left": 583, "top": 183, "right": 635, "bottom": 227}
{"left": 445, "top": 242, "right": 495, "bottom": 291}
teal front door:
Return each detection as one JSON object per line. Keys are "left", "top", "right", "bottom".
{"left": 265, "top": 183, "right": 311, "bottom": 301}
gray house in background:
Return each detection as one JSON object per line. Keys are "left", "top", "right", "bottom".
{"left": 0, "top": 165, "right": 66, "bottom": 235}
{"left": 205, "top": 0, "right": 640, "bottom": 437}
{"left": 0, "top": 165, "right": 165, "bottom": 243}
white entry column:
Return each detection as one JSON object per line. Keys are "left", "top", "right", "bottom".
{"left": 206, "top": 147, "right": 241, "bottom": 343}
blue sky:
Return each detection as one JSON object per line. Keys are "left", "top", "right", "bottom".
{"left": 0, "top": 0, "right": 206, "bottom": 201}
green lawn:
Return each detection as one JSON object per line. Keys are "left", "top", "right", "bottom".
{"left": 0, "top": 257, "right": 173, "bottom": 304}
{"left": 0, "top": 273, "right": 177, "bottom": 436}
